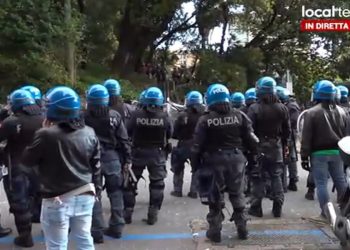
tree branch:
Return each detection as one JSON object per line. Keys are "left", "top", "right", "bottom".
{"left": 245, "top": 2, "right": 278, "bottom": 48}
{"left": 155, "top": 12, "right": 197, "bottom": 47}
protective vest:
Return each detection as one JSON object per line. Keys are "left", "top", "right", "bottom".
{"left": 132, "top": 110, "right": 168, "bottom": 148}
{"left": 203, "top": 110, "right": 244, "bottom": 151}
{"left": 175, "top": 109, "right": 203, "bottom": 141}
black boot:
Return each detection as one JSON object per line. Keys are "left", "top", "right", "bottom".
{"left": 232, "top": 208, "right": 248, "bottom": 240}
{"left": 0, "top": 225, "right": 11, "bottom": 238}
{"left": 124, "top": 208, "right": 133, "bottom": 224}
{"left": 14, "top": 233, "right": 33, "bottom": 248}
{"left": 147, "top": 207, "right": 158, "bottom": 225}
{"left": 206, "top": 229, "right": 221, "bottom": 243}
{"left": 248, "top": 200, "right": 263, "bottom": 218}
{"left": 272, "top": 201, "right": 282, "bottom": 218}
{"left": 170, "top": 191, "right": 182, "bottom": 197}
{"left": 187, "top": 192, "right": 198, "bottom": 199}
{"left": 288, "top": 180, "right": 298, "bottom": 191}
{"left": 92, "top": 231, "right": 104, "bottom": 244}
{"left": 305, "top": 188, "right": 315, "bottom": 200}
{"left": 104, "top": 227, "right": 122, "bottom": 239}
{"left": 237, "top": 225, "right": 248, "bottom": 240}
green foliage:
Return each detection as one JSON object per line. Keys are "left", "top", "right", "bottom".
{"left": 1, "top": 0, "right": 350, "bottom": 104}
{"left": 195, "top": 50, "right": 247, "bottom": 91}
{"left": 0, "top": 0, "right": 74, "bottom": 95}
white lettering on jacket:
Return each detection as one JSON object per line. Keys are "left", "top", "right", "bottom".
{"left": 136, "top": 118, "right": 164, "bottom": 126}
{"left": 207, "top": 116, "right": 239, "bottom": 127}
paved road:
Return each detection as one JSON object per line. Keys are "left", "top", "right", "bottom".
{"left": 0, "top": 159, "right": 342, "bottom": 249}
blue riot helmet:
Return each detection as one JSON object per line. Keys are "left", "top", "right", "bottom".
{"left": 314, "top": 80, "right": 336, "bottom": 101}
{"left": 21, "top": 85, "right": 42, "bottom": 100}
{"left": 204, "top": 84, "right": 216, "bottom": 105}
{"left": 143, "top": 87, "right": 164, "bottom": 106}
{"left": 335, "top": 86, "right": 341, "bottom": 103}
{"left": 86, "top": 84, "right": 109, "bottom": 106}
{"left": 104, "top": 79, "right": 121, "bottom": 96}
{"left": 245, "top": 88, "right": 257, "bottom": 101}
{"left": 45, "top": 86, "right": 81, "bottom": 121}
{"left": 206, "top": 84, "right": 230, "bottom": 106}
{"left": 276, "top": 86, "right": 290, "bottom": 102}
{"left": 256, "top": 76, "right": 277, "bottom": 96}
{"left": 185, "top": 91, "right": 203, "bottom": 107}
{"left": 9, "top": 89, "right": 35, "bottom": 112}
{"left": 231, "top": 92, "right": 245, "bottom": 108}
{"left": 337, "top": 85, "right": 349, "bottom": 103}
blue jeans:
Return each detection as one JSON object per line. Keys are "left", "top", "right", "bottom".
{"left": 41, "top": 194, "right": 95, "bottom": 250}
{"left": 311, "top": 155, "right": 347, "bottom": 213}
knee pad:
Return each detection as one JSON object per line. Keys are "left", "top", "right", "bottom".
{"left": 10, "top": 200, "right": 29, "bottom": 214}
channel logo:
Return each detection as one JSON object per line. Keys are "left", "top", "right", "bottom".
{"left": 300, "top": 6, "right": 350, "bottom": 32}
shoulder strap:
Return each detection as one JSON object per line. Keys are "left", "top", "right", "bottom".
{"left": 326, "top": 106, "right": 344, "bottom": 139}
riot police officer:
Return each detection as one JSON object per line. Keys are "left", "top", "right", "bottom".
{"left": 248, "top": 77, "right": 291, "bottom": 218}
{"left": 276, "top": 86, "right": 301, "bottom": 191}
{"left": 84, "top": 84, "right": 132, "bottom": 242}
{"left": 124, "top": 87, "right": 173, "bottom": 225}
{"left": 241, "top": 88, "right": 258, "bottom": 196}
{"left": 192, "top": 84, "right": 258, "bottom": 243}
{"left": 302, "top": 82, "right": 322, "bottom": 200}
{"left": 0, "top": 89, "right": 43, "bottom": 247}
{"left": 104, "top": 79, "right": 134, "bottom": 122}
{"left": 301, "top": 80, "right": 348, "bottom": 216}
{"left": 21, "top": 85, "right": 44, "bottom": 223}
{"left": 170, "top": 91, "right": 205, "bottom": 198}
{"left": 231, "top": 92, "right": 246, "bottom": 110}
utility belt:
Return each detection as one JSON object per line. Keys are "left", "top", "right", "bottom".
{"left": 203, "top": 147, "right": 241, "bottom": 154}
{"left": 258, "top": 136, "right": 281, "bottom": 143}
{"left": 133, "top": 142, "right": 172, "bottom": 153}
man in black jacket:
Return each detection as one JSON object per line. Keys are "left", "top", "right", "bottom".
{"left": 301, "top": 80, "right": 348, "bottom": 217}
{"left": 22, "top": 86, "right": 101, "bottom": 250}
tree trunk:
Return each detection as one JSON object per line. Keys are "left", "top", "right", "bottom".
{"left": 111, "top": 0, "right": 182, "bottom": 77}
{"left": 111, "top": 30, "right": 150, "bottom": 76}
{"left": 64, "top": 0, "right": 75, "bottom": 85}
{"left": 219, "top": 21, "right": 228, "bottom": 55}
{"left": 219, "top": 2, "right": 229, "bottom": 55}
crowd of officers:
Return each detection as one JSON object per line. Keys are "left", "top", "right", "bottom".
{"left": 0, "top": 76, "right": 347, "bottom": 249}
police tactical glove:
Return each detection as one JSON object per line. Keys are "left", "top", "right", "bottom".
{"left": 301, "top": 157, "right": 310, "bottom": 172}
{"left": 284, "top": 146, "right": 289, "bottom": 159}
{"left": 123, "top": 163, "right": 132, "bottom": 173}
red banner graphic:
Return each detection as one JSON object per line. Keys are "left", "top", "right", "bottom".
{"left": 300, "top": 19, "right": 350, "bottom": 32}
